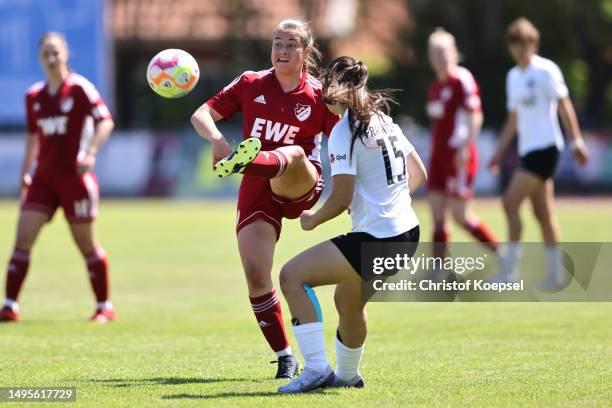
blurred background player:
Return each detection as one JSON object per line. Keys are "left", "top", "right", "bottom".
{"left": 426, "top": 28, "right": 498, "bottom": 270}
{"left": 489, "top": 18, "right": 589, "bottom": 288}
{"left": 190, "top": 19, "right": 338, "bottom": 379}
{"left": 277, "top": 56, "right": 426, "bottom": 393}
{"left": 1, "top": 32, "right": 115, "bottom": 323}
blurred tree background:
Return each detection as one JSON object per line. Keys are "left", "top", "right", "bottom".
{"left": 113, "top": 0, "right": 612, "bottom": 132}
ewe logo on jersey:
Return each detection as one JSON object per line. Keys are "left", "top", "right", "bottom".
{"left": 294, "top": 103, "right": 311, "bottom": 122}
{"left": 250, "top": 118, "right": 300, "bottom": 144}
{"left": 37, "top": 116, "right": 68, "bottom": 136}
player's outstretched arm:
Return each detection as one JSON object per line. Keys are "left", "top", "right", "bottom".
{"left": 489, "top": 111, "right": 517, "bottom": 173}
{"left": 77, "top": 118, "right": 114, "bottom": 175}
{"left": 558, "top": 96, "right": 589, "bottom": 166}
{"left": 191, "top": 103, "right": 232, "bottom": 164}
{"left": 407, "top": 151, "right": 427, "bottom": 192}
{"left": 300, "top": 174, "right": 355, "bottom": 231}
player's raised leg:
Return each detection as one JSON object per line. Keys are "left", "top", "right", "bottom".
{"left": 1, "top": 210, "right": 49, "bottom": 322}
{"left": 69, "top": 222, "right": 115, "bottom": 323}
{"left": 238, "top": 219, "right": 299, "bottom": 379}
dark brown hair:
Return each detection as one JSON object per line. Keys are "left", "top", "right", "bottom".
{"left": 322, "top": 56, "right": 397, "bottom": 158}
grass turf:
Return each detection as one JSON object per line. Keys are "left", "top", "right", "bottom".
{"left": 0, "top": 198, "right": 610, "bottom": 407}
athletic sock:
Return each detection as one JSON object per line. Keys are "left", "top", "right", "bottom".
{"left": 465, "top": 220, "right": 498, "bottom": 252}
{"left": 5, "top": 249, "right": 30, "bottom": 302}
{"left": 249, "top": 289, "right": 291, "bottom": 355}
{"left": 86, "top": 246, "right": 110, "bottom": 303}
{"left": 335, "top": 331, "right": 364, "bottom": 381}
{"left": 545, "top": 245, "right": 565, "bottom": 285}
{"left": 501, "top": 242, "right": 521, "bottom": 280}
{"left": 242, "top": 150, "right": 288, "bottom": 178}
{"left": 432, "top": 224, "right": 449, "bottom": 260}
{"left": 292, "top": 322, "right": 329, "bottom": 373}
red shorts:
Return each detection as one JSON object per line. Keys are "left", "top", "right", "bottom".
{"left": 236, "top": 168, "right": 324, "bottom": 240}
{"left": 427, "top": 144, "right": 478, "bottom": 199}
{"left": 22, "top": 171, "right": 99, "bottom": 223}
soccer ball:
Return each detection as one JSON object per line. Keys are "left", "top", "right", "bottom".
{"left": 147, "top": 49, "right": 200, "bottom": 98}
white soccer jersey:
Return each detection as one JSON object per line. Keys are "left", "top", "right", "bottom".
{"left": 328, "top": 110, "right": 419, "bottom": 238}
{"left": 506, "top": 55, "right": 568, "bottom": 156}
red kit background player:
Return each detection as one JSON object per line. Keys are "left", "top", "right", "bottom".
{"left": 426, "top": 29, "right": 497, "bottom": 262}
{"left": 191, "top": 19, "right": 338, "bottom": 379}
{"left": 1, "top": 32, "right": 116, "bottom": 323}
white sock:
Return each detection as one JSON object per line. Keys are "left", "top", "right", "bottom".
{"left": 501, "top": 242, "right": 521, "bottom": 279}
{"left": 4, "top": 299, "right": 18, "bottom": 311}
{"left": 274, "top": 346, "right": 292, "bottom": 358}
{"left": 545, "top": 245, "right": 564, "bottom": 284}
{"left": 97, "top": 301, "right": 113, "bottom": 310}
{"left": 292, "top": 322, "right": 329, "bottom": 373}
{"left": 335, "top": 335, "right": 364, "bottom": 381}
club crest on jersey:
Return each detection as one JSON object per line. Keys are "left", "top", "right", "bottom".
{"left": 294, "top": 103, "right": 311, "bottom": 122}
{"left": 33, "top": 102, "right": 41, "bottom": 112}
{"left": 60, "top": 97, "right": 74, "bottom": 113}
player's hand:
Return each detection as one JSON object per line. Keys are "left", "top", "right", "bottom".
{"left": 454, "top": 146, "right": 469, "bottom": 170}
{"left": 572, "top": 145, "right": 589, "bottom": 167}
{"left": 212, "top": 138, "right": 233, "bottom": 166}
{"left": 20, "top": 173, "right": 32, "bottom": 198}
{"left": 488, "top": 151, "right": 502, "bottom": 174}
{"left": 300, "top": 210, "right": 317, "bottom": 231}
{"left": 77, "top": 152, "right": 96, "bottom": 175}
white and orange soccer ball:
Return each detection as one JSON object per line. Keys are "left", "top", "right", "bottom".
{"left": 147, "top": 49, "right": 200, "bottom": 98}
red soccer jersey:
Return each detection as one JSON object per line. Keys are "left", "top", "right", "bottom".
{"left": 25, "top": 72, "right": 112, "bottom": 174}
{"left": 207, "top": 68, "right": 338, "bottom": 167}
{"left": 426, "top": 66, "right": 481, "bottom": 154}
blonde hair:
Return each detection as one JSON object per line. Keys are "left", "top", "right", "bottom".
{"left": 506, "top": 17, "right": 540, "bottom": 48}
{"left": 428, "top": 27, "right": 457, "bottom": 50}
{"left": 272, "top": 19, "right": 321, "bottom": 74}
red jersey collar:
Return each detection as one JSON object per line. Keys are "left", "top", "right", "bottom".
{"left": 272, "top": 68, "right": 307, "bottom": 94}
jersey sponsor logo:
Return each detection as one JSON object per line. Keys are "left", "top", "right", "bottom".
{"left": 37, "top": 116, "right": 68, "bottom": 136}
{"left": 294, "top": 103, "right": 311, "bottom": 121}
{"left": 60, "top": 97, "right": 74, "bottom": 113}
{"left": 426, "top": 101, "right": 444, "bottom": 118}
{"left": 332, "top": 153, "right": 346, "bottom": 162}
{"left": 250, "top": 117, "right": 300, "bottom": 144}
{"left": 254, "top": 95, "right": 266, "bottom": 104}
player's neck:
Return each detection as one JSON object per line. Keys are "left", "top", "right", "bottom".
{"left": 47, "top": 69, "right": 70, "bottom": 94}
{"left": 275, "top": 69, "right": 303, "bottom": 93}
{"left": 517, "top": 53, "right": 534, "bottom": 69}
{"left": 435, "top": 66, "right": 453, "bottom": 81}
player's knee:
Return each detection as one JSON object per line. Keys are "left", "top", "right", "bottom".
{"left": 243, "top": 262, "right": 272, "bottom": 291}
{"left": 451, "top": 211, "right": 468, "bottom": 228}
{"left": 334, "top": 293, "right": 363, "bottom": 318}
{"left": 502, "top": 195, "right": 519, "bottom": 215}
{"left": 15, "top": 230, "right": 35, "bottom": 250}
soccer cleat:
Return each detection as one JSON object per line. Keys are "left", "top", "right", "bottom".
{"left": 277, "top": 366, "right": 335, "bottom": 394}
{"left": 90, "top": 307, "right": 116, "bottom": 323}
{"left": 0, "top": 306, "right": 19, "bottom": 322}
{"left": 214, "top": 137, "right": 262, "bottom": 178}
{"left": 535, "top": 274, "right": 569, "bottom": 292}
{"left": 273, "top": 354, "right": 300, "bottom": 379}
{"left": 331, "top": 374, "right": 365, "bottom": 388}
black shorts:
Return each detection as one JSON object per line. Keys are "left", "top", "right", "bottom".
{"left": 520, "top": 146, "right": 560, "bottom": 180}
{"left": 331, "top": 225, "right": 420, "bottom": 280}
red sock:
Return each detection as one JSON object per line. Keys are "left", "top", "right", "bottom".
{"left": 5, "top": 249, "right": 30, "bottom": 301}
{"left": 242, "top": 150, "right": 288, "bottom": 178}
{"left": 249, "top": 289, "right": 290, "bottom": 353}
{"left": 86, "top": 247, "right": 110, "bottom": 303}
{"left": 433, "top": 224, "right": 449, "bottom": 259}
{"left": 466, "top": 221, "right": 498, "bottom": 252}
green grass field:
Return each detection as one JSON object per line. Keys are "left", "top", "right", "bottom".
{"left": 0, "top": 198, "right": 611, "bottom": 407}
